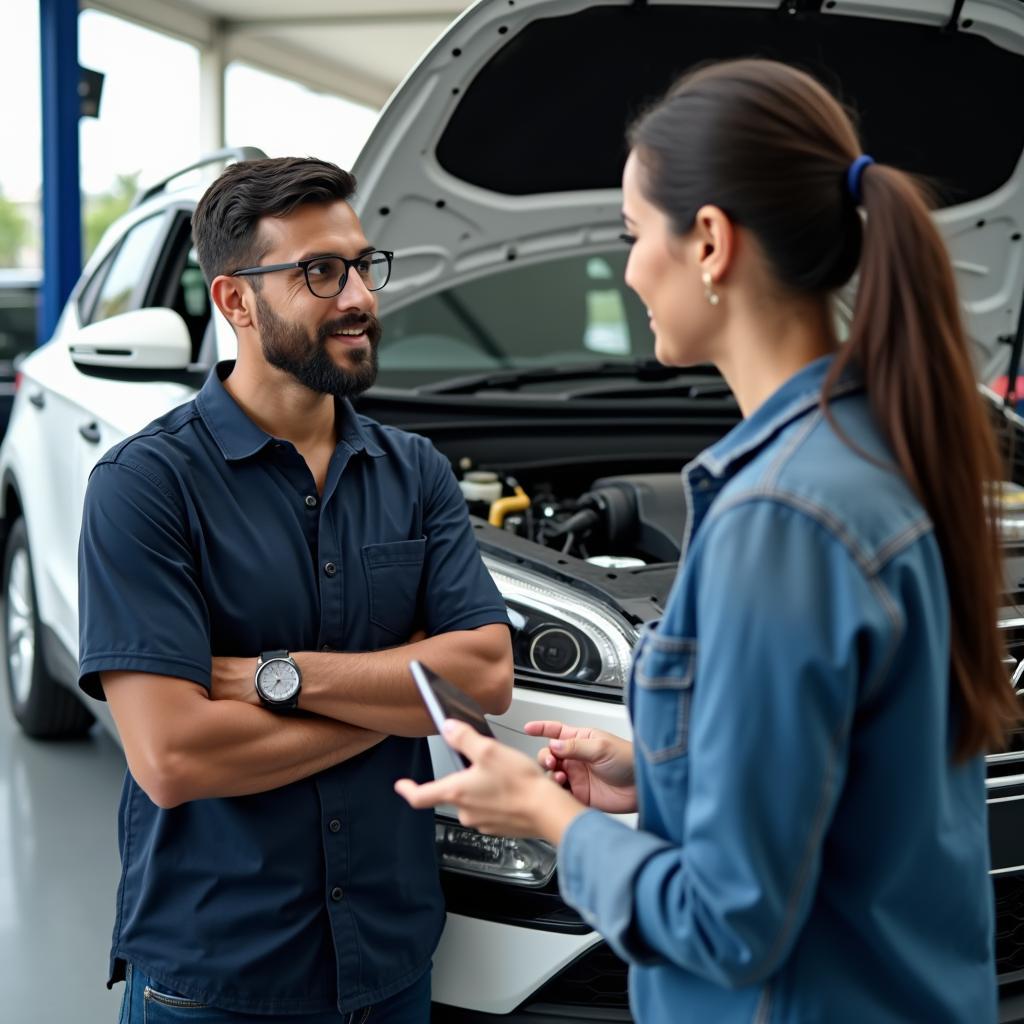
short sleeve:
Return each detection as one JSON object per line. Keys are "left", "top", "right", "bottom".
{"left": 420, "top": 448, "right": 510, "bottom": 636}
{"left": 78, "top": 459, "right": 211, "bottom": 700}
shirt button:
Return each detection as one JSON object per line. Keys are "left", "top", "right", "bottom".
{"left": 324, "top": 561, "right": 337, "bottom": 577}
{"left": 305, "top": 495, "right": 318, "bottom": 508}
{"left": 328, "top": 819, "right": 341, "bottom": 833}
{"left": 330, "top": 886, "right": 344, "bottom": 901}
{"left": 321, "top": 644, "right": 333, "bottom": 653}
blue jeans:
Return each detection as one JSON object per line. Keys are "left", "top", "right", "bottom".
{"left": 118, "top": 963, "right": 431, "bottom": 1024}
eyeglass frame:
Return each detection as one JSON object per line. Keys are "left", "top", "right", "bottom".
{"left": 230, "top": 249, "right": 395, "bottom": 298}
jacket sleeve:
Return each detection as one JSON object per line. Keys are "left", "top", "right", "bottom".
{"left": 559, "top": 497, "right": 897, "bottom": 987}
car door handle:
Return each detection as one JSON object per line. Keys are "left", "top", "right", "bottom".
{"left": 28, "top": 391, "right": 44, "bottom": 409}
{"left": 78, "top": 422, "right": 101, "bottom": 444}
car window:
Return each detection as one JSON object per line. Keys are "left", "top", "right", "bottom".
{"left": 88, "top": 214, "right": 167, "bottom": 325}
{"left": 76, "top": 248, "right": 115, "bottom": 325}
{"left": 0, "top": 282, "right": 39, "bottom": 363}
{"left": 180, "top": 248, "right": 207, "bottom": 320}
{"left": 379, "top": 249, "right": 653, "bottom": 384}
{"left": 146, "top": 214, "right": 211, "bottom": 362}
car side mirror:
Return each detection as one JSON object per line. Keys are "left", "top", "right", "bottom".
{"left": 69, "top": 308, "right": 192, "bottom": 372}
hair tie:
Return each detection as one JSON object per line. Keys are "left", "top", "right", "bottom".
{"left": 846, "top": 155, "right": 875, "bottom": 206}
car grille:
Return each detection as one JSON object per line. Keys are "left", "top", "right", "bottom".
{"left": 993, "top": 622, "right": 1024, "bottom": 986}
{"left": 996, "top": 873, "right": 1024, "bottom": 981}
{"left": 997, "top": 621, "right": 1024, "bottom": 757}
{"left": 526, "top": 942, "right": 630, "bottom": 1011}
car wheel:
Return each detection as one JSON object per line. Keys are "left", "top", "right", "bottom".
{"left": 3, "top": 518, "right": 93, "bottom": 738}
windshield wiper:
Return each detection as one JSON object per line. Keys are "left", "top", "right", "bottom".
{"left": 415, "top": 359, "right": 712, "bottom": 396}
{"left": 560, "top": 378, "right": 736, "bottom": 400}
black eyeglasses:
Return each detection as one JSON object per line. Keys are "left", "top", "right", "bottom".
{"left": 231, "top": 250, "right": 394, "bottom": 298}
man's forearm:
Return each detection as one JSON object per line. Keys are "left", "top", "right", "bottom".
{"left": 295, "top": 625, "right": 512, "bottom": 736}
{"left": 167, "top": 703, "right": 385, "bottom": 804}
{"left": 103, "top": 671, "right": 384, "bottom": 808}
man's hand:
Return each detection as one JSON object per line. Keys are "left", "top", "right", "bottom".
{"left": 210, "top": 656, "right": 260, "bottom": 706}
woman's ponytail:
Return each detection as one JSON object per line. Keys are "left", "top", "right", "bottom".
{"left": 824, "top": 165, "right": 1019, "bottom": 758}
{"left": 632, "top": 58, "right": 1020, "bottom": 758}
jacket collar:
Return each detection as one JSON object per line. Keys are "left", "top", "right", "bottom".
{"left": 196, "top": 361, "right": 386, "bottom": 462}
{"left": 693, "top": 354, "right": 862, "bottom": 481}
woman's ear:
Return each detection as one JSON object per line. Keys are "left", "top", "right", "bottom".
{"left": 692, "top": 204, "right": 735, "bottom": 285}
{"left": 211, "top": 275, "right": 254, "bottom": 330}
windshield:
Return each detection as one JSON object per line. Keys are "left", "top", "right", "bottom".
{"left": 377, "top": 249, "right": 653, "bottom": 388}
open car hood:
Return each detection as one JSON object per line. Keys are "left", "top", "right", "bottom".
{"left": 352, "top": 0, "right": 1024, "bottom": 384}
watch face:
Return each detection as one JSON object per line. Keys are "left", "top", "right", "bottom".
{"left": 257, "top": 659, "right": 300, "bottom": 702}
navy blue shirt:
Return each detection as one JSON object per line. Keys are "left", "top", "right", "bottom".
{"left": 78, "top": 362, "right": 509, "bottom": 1015}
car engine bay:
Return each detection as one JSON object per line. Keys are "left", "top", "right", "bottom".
{"left": 459, "top": 469, "right": 686, "bottom": 566}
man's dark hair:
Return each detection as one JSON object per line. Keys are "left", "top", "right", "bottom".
{"left": 191, "top": 157, "right": 357, "bottom": 287}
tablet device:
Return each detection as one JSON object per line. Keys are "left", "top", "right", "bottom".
{"left": 409, "top": 659, "right": 495, "bottom": 768}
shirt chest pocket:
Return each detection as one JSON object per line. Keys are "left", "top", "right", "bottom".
{"left": 362, "top": 538, "right": 427, "bottom": 639}
{"left": 631, "top": 632, "right": 696, "bottom": 764}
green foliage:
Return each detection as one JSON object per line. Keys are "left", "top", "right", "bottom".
{"left": 84, "top": 172, "right": 140, "bottom": 259}
{"left": 0, "top": 189, "right": 29, "bottom": 266}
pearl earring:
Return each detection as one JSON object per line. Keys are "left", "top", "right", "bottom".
{"left": 702, "top": 271, "right": 720, "bottom": 306}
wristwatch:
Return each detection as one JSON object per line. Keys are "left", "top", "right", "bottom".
{"left": 254, "top": 650, "right": 302, "bottom": 711}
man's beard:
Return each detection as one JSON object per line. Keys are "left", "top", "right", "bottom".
{"left": 254, "top": 292, "right": 381, "bottom": 399}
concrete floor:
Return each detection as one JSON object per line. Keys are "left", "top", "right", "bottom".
{"left": 0, "top": 684, "right": 126, "bottom": 1023}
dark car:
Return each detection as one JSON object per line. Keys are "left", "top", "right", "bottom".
{"left": 0, "top": 269, "right": 40, "bottom": 435}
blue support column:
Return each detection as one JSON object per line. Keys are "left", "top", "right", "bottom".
{"left": 38, "top": 0, "right": 81, "bottom": 343}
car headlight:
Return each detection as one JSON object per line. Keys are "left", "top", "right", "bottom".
{"left": 434, "top": 560, "right": 635, "bottom": 887}
{"left": 435, "top": 817, "right": 557, "bottom": 887}
{"left": 484, "top": 556, "right": 637, "bottom": 698}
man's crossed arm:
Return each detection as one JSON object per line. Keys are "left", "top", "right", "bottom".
{"left": 102, "top": 623, "right": 513, "bottom": 809}
{"left": 209, "top": 623, "right": 512, "bottom": 734}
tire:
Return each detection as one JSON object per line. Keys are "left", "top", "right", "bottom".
{"left": 3, "top": 518, "right": 93, "bottom": 738}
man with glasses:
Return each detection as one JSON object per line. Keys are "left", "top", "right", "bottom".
{"left": 77, "top": 157, "right": 513, "bottom": 1023}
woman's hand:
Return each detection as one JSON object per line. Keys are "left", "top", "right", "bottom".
{"left": 394, "top": 720, "right": 585, "bottom": 845}
{"left": 526, "top": 721, "right": 637, "bottom": 814}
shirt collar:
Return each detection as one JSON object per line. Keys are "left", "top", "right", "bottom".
{"left": 196, "top": 361, "right": 385, "bottom": 462}
{"left": 694, "top": 354, "right": 862, "bottom": 480}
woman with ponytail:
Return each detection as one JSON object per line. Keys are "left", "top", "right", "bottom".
{"left": 397, "top": 59, "right": 1017, "bottom": 1022}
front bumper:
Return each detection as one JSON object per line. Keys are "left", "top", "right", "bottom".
{"left": 432, "top": 934, "right": 630, "bottom": 1022}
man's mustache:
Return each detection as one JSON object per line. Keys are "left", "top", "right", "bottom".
{"left": 318, "top": 313, "right": 382, "bottom": 345}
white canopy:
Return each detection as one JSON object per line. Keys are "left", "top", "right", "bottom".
{"left": 87, "top": 0, "right": 472, "bottom": 125}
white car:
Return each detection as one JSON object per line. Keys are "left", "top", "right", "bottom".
{"left": 4, "top": 1, "right": 1024, "bottom": 1020}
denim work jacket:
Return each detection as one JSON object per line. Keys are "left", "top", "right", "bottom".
{"left": 559, "top": 356, "right": 996, "bottom": 1023}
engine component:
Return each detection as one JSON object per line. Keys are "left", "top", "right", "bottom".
{"left": 586, "top": 555, "right": 646, "bottom": 569}
{"left": 489, "top": 483, "right": 531, "bottom": 528}
{"left": 585, "top": 473, "right": 687, "bottom": 562}
{"left": 459, "top": 470, "right": 503, "bottom": 504}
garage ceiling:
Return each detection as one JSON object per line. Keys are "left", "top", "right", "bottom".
{"left": 86, "top": 0, "right": 474, "bottom": 108}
